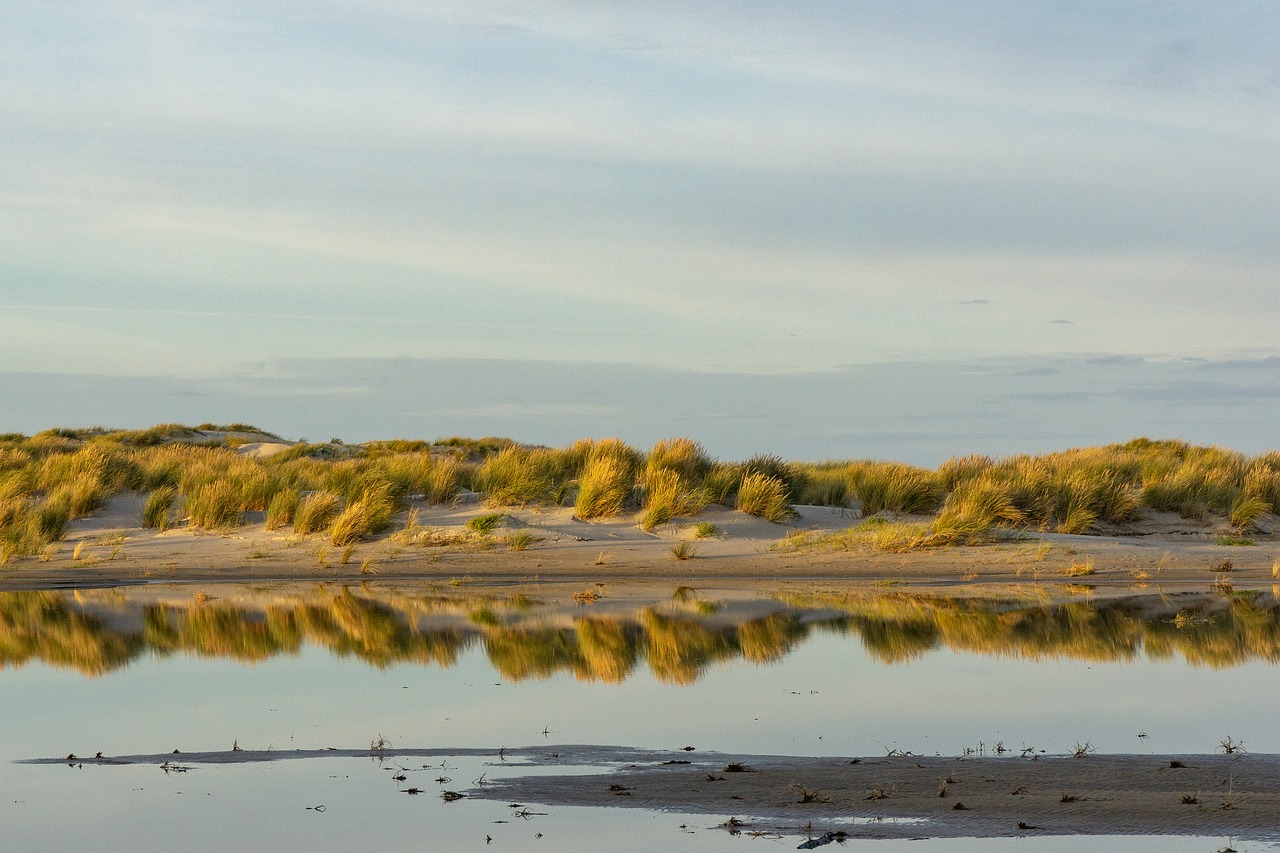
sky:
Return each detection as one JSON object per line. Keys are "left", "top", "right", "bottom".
{"left": 2, "top": 2, "right": 1278, "bottom": 462}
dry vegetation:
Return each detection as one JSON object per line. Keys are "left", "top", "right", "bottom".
{"left": 1, "top": 426, "right": 1278, "bottom": 564}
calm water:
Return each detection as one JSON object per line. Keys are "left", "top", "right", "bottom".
{"left": 3, "top": 583, "right": 1278, "bottom": 850}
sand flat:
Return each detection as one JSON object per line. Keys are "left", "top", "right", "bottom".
{"left": 21, "top": 747, "right": 1278, "bottom": 841}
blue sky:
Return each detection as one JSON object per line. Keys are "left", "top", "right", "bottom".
{"left": 2, "top": 2, "right": 1278, "bottom": 460}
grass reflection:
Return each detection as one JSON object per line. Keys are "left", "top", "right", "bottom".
{"left": 2, "top": 587, "right": 1278, "bottom": 679}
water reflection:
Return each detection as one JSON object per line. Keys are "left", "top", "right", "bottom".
{"left": 2, "top": 586, "right": 1278, "bottom": 681}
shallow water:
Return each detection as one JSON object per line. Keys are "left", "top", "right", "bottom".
{"left": 3, "top": 584, "right": 1278, "bottom": 850}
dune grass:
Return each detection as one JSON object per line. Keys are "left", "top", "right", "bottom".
{"left": 264, "top": 487, "right": 301, "bottom": 531}
{"left": 640, "top": 468, "right": 709, "bottom": 531}
{"left": 328, "top": 482, "right": 397, "bottom": 546}
{"left": 3, "top": 425, "right": 1280, "bottom": 561}
{"left": 293, "top": 492, "right": 341, "bottom": 536}
{"left": 735, "top": 472, "right": 793, "bottom": 523}
{"left": 142, "top": 487, "right": 177, "bottom": 531}
{"left": 574, "top": 453, "right": 634, "bottom": 520}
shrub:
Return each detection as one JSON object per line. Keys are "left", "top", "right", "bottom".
{"left": 736, "top": 473, "right": 793, "bottom": 523}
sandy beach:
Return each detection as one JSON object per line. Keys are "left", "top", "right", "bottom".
{"left": 2, "top": 488, "right": 1277, "bottom": 592}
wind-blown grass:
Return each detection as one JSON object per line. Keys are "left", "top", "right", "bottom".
{"left": 184, "top": 480, "right": 242, "bottom": 530}
{"left": 142, "top": 488, "right": 177, "bottom": 531}
{"left": 735, "top": 472, "right": 793, "bottom": 523}
{"left": 640, "top": 468, "right": 709, "bottom": 531}
{"left": 575, "top": 454, "right": 634, "bottom": 520}
{"left": 329, "top": 482, "right": 397, "bottom": 546}
{"left": 645, "top": 438, "right": 712, "bottom": 484}
{"left": 4, "top": 425, "right": 1280, "bottom": 560}
{"left": 852, "top": 463, "right": 945, "bottom": 515}
{"left": 265, "top": 487, "right": 301, "bottom": 531}
{"left": 293, "top": 492, "right": 341, "bottom": 536}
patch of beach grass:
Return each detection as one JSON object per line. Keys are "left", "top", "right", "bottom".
{"left": 466, "top": 512, "right": 506, "bottom": 535}
{"left": 142, "top": 487, "right": 177, "bottom": 531}
{"left": 645, "top": 437, "right": 712, "bottom": 484}
{"left": 735, "top": 472, "right": 793, "bottom": 523}
{"left": 640, "top": 468, "right": 709, "bottom": 531}
{"left": 264, "top": 487, "right": 301, "bottom": 530}
{"left": 853, "top": 463, "right": 945, "bottom": 515}
{"left": 293, "top": 492, "right": 341, "bottom": 536}
{"left": 329, "top": 482, "right": 397, "bottom": 546}
{"left": 575, "top": 454, "right": 633, "bottom": 520}
{"left": 669, "top": 540, "right": 698, "bottom": 560}
{"left": 692, "top": 521, "right": 719, "bottom": 539}
{"left": 183, "top": 480, "right": 242, "bottom": 530}
{"left": 505, "top": 531, "right": 538, "bottom": 551}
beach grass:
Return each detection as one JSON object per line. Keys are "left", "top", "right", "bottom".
{"left": 735, "top": 472, "right": 793, "bottom": 523}
{"left": 4, "top": 425, "right": 1280, "bottom": 562}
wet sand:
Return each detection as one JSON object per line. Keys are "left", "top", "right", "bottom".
{"left": 22, "top": 746, "right": 1280, "bottom": 841}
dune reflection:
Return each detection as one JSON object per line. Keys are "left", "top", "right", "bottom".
{"left": 2, "top": 587, "right": 1277, "bottom": 679}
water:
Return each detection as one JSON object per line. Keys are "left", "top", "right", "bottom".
{"left": 3, "top": 583, "right": 1278, "bottom": 850}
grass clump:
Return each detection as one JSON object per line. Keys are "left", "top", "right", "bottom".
{"left": 466, "top": 513, "right": 507, "bottom": 535}
{"left": 293, "top": 492, "right": 341, "bottom": 536}
{"left": 505, "top": 531, "right": 538, "bottom": 551}
{"left": 264, "top": 487, "right": 301, "bottom": 530}
{"left": 142, "top": 488, "right": 177, "bottom": 531}
{"left": 930, "top": 476, "right": 1025, "bottom": 545}
{"left": 669, "top": 540, "right": 698, "bottom": 560}
{"left": 478, "top": 447, "right": 565, "bottom": 506}
{"left": 183, "top": 480, "right": 242, "bottom": 530}
{"left": 0, "top": 497, "right": 70, "bottom": 563}
{"left": 645, "top": 438, "right": 712, "bottom": 484}
{"left": 575, "top": 454, "right": 633, "bottom": 520}
{"left": 735, "top": 472, "right": 793, "bottom": 523}
{"left": 853, "top": 463, "right": 945, "bottom": 515}
{"left": 692, "top": 521, "right": 719, "bottom": 539}
{"left": 329, "top": 482, "right": 397, "bottom": 546}
{"left": 640, "top": 468, "right": 709, "bottom": 531}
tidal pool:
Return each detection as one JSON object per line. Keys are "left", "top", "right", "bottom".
{"left": 2, "top": 582, "right": 1278, "bottom": 850}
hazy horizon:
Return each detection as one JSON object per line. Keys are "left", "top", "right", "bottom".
{"left": 5, "top": 351, "right": 1278, "bottom": 466}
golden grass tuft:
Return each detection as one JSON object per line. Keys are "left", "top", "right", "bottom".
{"left": 142, "top": 488, "right": 177, "bottom": 531}
{"left": 735, "top": 472, "right": 792, "bottom": 523}
{"left": 640, "top": 468, "right": 709, "bottom": 531}
{"left": 574, "top": 454, "right": 633, "bottom": 520}
{"left": 293, "top": 492, "right": 341, "bottom": 536}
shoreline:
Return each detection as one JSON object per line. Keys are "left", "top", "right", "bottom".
{"left": 20, "top": 747, "right": 1280, "bottom": 841}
